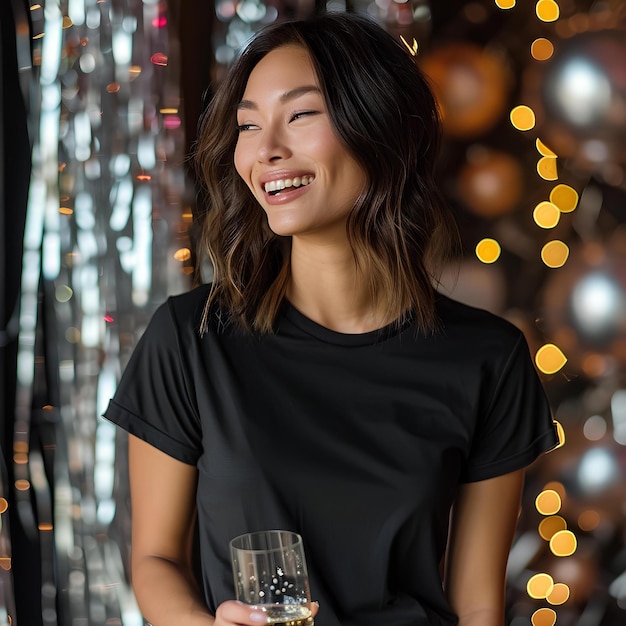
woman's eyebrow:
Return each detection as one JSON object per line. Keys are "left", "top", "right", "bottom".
{"left": 237, "top": 85, "right": 321, "bottom": 110}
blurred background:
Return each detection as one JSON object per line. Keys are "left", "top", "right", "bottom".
{"left": 1, "top": 0, "right": 625, "bottom": 624}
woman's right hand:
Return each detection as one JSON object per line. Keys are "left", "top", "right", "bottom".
{"left": 214, "top": 600, "right": 271, "bottom": 624}
{"left": 214, "top": 600, "right": 319, "bottom": 625}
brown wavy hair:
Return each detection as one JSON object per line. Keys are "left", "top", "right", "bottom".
{"left": 194, "top": 12, "right": 458, "bottom": 333}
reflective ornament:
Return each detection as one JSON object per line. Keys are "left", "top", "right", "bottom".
{"left": 420, "top": 43, "right": 510, "bottom": 139}
{"left": 458, "top": 147, "right": 523, "bottom": 217}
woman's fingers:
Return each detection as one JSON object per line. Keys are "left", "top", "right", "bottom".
{"left": 310, "top": 601, "right": 320, "bottom": 619}
{"left": 215, "top": 600, "right": 320, "bottom": 625}
{"left": 215, "top": 600, "right": 271, "bottom": 624}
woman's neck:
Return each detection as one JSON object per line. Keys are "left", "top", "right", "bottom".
{"left": 287, "top": 238, "right": 386, "bottom": 334}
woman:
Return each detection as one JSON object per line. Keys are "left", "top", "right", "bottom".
{"left": 104, "top": 12, "right": 558, "bottom": 626}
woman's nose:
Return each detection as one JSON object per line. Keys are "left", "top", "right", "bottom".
{"left": 257, "top": 126, "right": 291, "bottom": 163}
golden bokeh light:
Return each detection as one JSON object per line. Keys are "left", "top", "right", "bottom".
{"left": 535, "top": 343, "right": 567, "bottom": 374}
{"left": 547, "top": 582, "right": 570, "bottom": 605}
{"left": 495, "top": 0, "right": 516, "bottom": 8}
{"left": 0, "top": 558, "right": 11, "bottom": 571}
{"left": 578, "top": 509, "right": 601, "bottom": 532}
{"left": 533, "top": 201, "right": 561, "bottom": 229}
{"left": 15, "top": 479, "right": 31, "bottom": 491}
{"left": 531, "top": 607, "right": 556, "bottom": 626}
{"left": 550, "top": 184, "right": 578, "bottom": 213}
{"left": 475, "top": 238, "right": 501, "bottom": 263}
{"left": 536, "top": 138, "right": 556, "bottom": 157}
{"left": 173, "top": 248, "right": 192, "bottom": 262}
{"left": 537, "top": 156, "right": 558, "bottom": 181}
{"left": 527, "top": 572, "right": 554, "bottom": 599}
{"left": 550, "top": 529, "right": 577, "bottom": 556}
{"left": 510, "top": 105, "right": 536, "bottom": 131}
{"left": 541, "top": 240, "right": 569, "bottom": 268}
{"left": 0, "top": 498, "right": 8, "bottom": 514}
{"left": 531, "top": 38, "right": 555, "bottom": 61}
{"left": 62, "top": 16, "right": 73, "bottom": 28}
{"left": 536, "top": 489, "right": 562, "bottom": 515}
{"left": 536, "top": 0, "right": 560, "bottom": 22}
{"left": 538, "top": 515, "right": 567, "bottom": 541}
{"left": 38, "top": 523, "right": 53, "bottom": 531}
{"left": 59, "top": 206, "right": 73, "bottom": 215}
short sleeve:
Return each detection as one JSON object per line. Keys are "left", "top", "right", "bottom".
{"left": 461, "top": 334, "right": 559, "bottom": 483}
{"left": 103, "top": 300, "right": 202, "bottom": 465}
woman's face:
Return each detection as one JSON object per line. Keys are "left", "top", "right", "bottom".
{"left": 234, "top": 45, "right": 367, "bottom": 241}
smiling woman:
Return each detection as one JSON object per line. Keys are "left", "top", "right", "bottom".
{"left": 103, "top": 12, "right": 559, "bottom": 626}
{"left": 194, "top": 13, "right": 457, "bottom": 335}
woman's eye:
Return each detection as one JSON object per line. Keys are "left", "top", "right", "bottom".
{"left": 236, "top": 123, "right": 258, "bottom": 132}
{"left": 289, "top": 111, "right": 318, "bottom": 123}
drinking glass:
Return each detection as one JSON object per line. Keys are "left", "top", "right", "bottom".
{"left": 230, "top": 530, "right": 314, "bottom": 625}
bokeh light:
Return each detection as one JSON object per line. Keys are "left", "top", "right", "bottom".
{"left": 510, "top": 105, "right": 536, "bottom": 131}
{"left": 533, "top": 201, "right": 561, "bottom": 229}
{"left": 536, "top": 489, "right": 562, "bottom": 515}
{"left": 570, "top": 273, "right": 626, "bottom": 341}
{"left": 535, "top": 344, "right": 567, "bottom": 374}
{"left": 537, "top": 156, "right": 558, "bottom": 181}
{"left": 538, "top": 515, "right": 567, "bottom": 541}
{"left": 527, "top": 572, "right": 555, "bottom": 599}
{"left": 536, "top": 0, "right": 560, "bottom": 23}
{"left": 578, "top": 510, "right": 601, "bottom": 532}
{"left": 536, "top": 138, "right": 556, "bottom": 157}
{"left": 475, "top": 238, "right": 501, "bottom": 263}
{"left": 541, "top": 241, "right": 569, "bottom": 268}
{"left": 547, "top": 583, "right": 570, "bottom": 605}
{"left": 531, "top": 38, "right": 555, "bottom": 61}
{"left": 549, "top": 184, "right": 578, "bottom": 213}
{"left": 550, "top": 530, "right": 578, "bottom": 557}
{"left": 531, "top": 607, "right": 556, "bottom": 626}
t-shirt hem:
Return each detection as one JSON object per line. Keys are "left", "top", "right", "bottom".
{"left": 460, "top": 425, "right": 559, "bottom": 483}
{"left": 103, "top": 399, "right": 200, "bottom": 466}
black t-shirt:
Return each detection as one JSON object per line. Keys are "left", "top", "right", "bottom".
{"left": 104, "top": 284, "right": 558, "bottom": 625}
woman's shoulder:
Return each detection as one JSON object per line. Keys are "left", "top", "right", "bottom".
{"left": 148, "top": 283, "right": 212, "bottom": 333}
{"left": 434, "top": 292, "right": 525, "bottom": 353}
{"left": 165, "top": 282, "right": 212, "bottom": 311}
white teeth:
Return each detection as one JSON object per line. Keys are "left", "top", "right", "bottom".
{"left": 264, "top": 176, "right": 313, "bottom": 193}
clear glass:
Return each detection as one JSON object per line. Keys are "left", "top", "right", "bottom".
{"left": 230, "top": 530, "right": 314, "bottom": 625}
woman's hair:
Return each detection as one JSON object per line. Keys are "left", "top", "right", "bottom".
{"left": 194, "top": 12, "right": 458, "bottom": 333}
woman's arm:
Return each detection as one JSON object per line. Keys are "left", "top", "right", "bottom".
{"left": 129, "top": 434, "right": 213, "bottom": 625}
{"left": 128, "top": 435, "right": 317, "bottom": 626}
{"left": 129, "top": 435, "right": 283, "bottom": 626}
{"left": 444, "top": 469, "right": 525, "bottom": 626}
